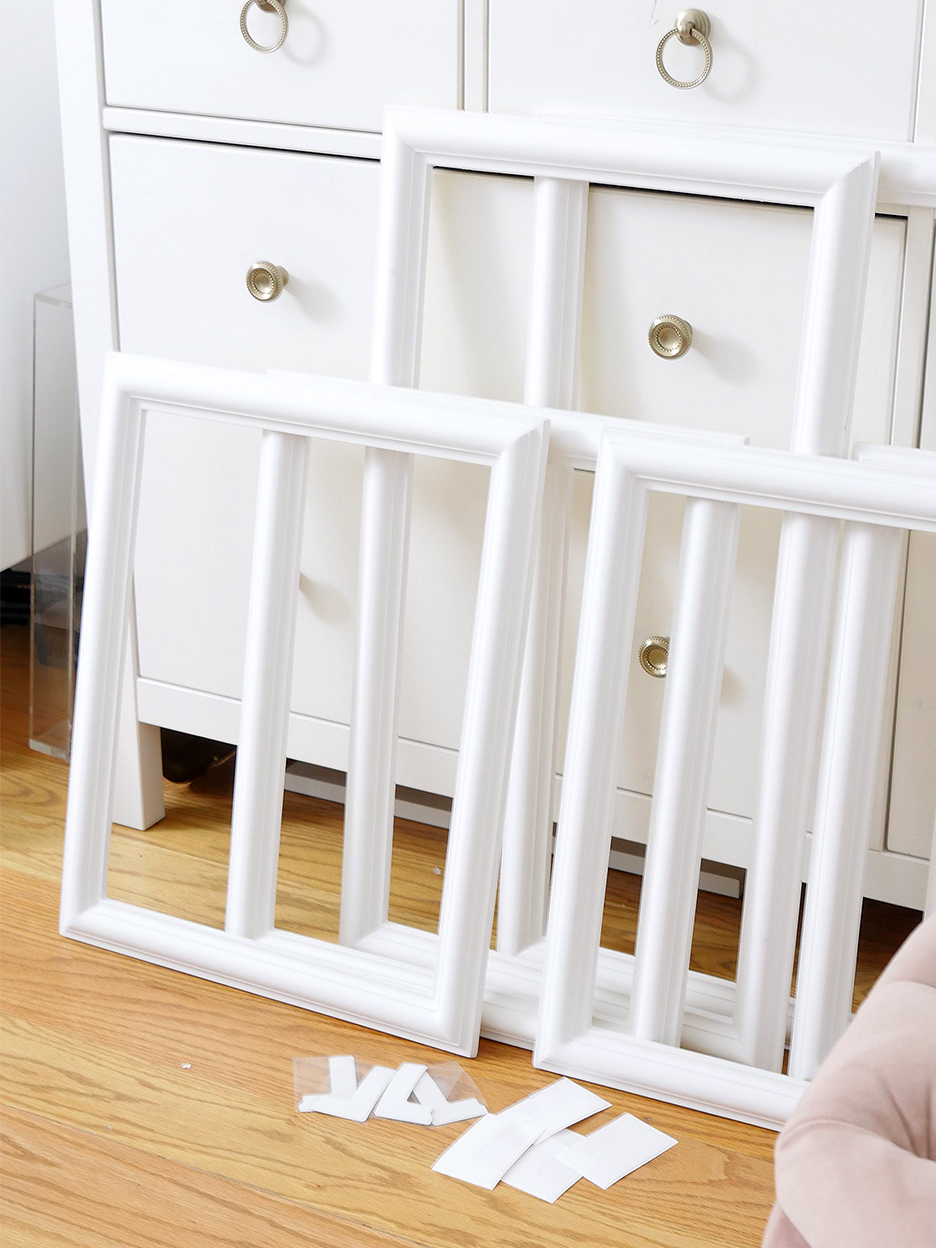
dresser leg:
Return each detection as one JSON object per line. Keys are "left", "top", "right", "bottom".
{"left": 111, "top": 618, "right": 165, "bottom": 831}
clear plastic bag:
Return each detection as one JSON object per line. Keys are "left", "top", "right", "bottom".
{"left": 381, "top": 1060, "right": 487, "bottom": 1127}
{"left": 421, "top": 1062, "right": 487, "bottom": 1123}
{"left": 292, "top": 1055, "right": 487, "bottom": 1126}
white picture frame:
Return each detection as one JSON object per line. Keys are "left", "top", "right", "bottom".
{"left": 535, "top": 431, "right": 936, "bottom": 1127}
{"left": 60, "top": 352, "right": 549, "bottom": 1055}
{"left": 351, "top": 105, "right": 882, "bottom": 1054}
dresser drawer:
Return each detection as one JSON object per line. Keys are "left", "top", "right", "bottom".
{"left": 886, "top": 531, "right": 936, "bottom": 858}
{"left": 489, "top": 0, "right": 923, "bottom": 142}
{"left": 886, "top": 357, "right": 936, "bottom": 861}
{"left": 110, "top": 136, "right": 379, "bottom": 377}
{"left": 100, "top": 0, "right": 459, "bottom": 133}
{"left": 579, "top": 189, "right": 904, "bottom": 449}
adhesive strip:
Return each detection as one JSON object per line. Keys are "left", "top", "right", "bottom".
{"left": 299, "top": 1064, "right": 395, "bottom": 1122}
{"left": 501, "top": 1128, "right": 582, "bottom": 1203}
{"left": 327, "top": 1054, "right": 359, "bottom": 1098}
{"left": 497, "top": 1077, "right": 611, "bottom": 1143}
{"left": 559, "top": 1114, "right": 677, "bottom": 1189}
{"left": 374, "top": 1063, "right": 433, "bottom": 1124}
{"left": 432, "top": 1113, "right": 544, "bottom": 1189}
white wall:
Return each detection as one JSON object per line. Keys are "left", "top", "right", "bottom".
{"left": 0, "top": 0, "right": 70, "bottom": 570}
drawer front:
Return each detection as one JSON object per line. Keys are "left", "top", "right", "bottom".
{"left": 110, "top": 137, "right": 379, "bottom": 379}
{"left": 579, "top": 189, "right": 904, "bottom": 449}
{"left": 489, "top": 0, "right": 923, "bottom": 142}
{"left": 886, "top": 353, "right": 936, "bottom": 860}
{"left": 886, "top": 532, "right": 936, "bottom": 858}
{"left": 101, "top": 0, "right": 459, "bottom": 132}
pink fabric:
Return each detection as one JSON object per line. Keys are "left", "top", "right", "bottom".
{"left": 762, "top": 1205, "right": 808, "bottom": 1247}
{"left": 763, "top": 914, "right": 936, "bottom": 1247}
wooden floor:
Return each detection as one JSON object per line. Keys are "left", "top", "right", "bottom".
{"left": 0, "top": 622, "right": 919, "bottom": 1247}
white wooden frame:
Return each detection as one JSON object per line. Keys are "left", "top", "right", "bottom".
{"left": 60, "top": 352, "right": 549, "bottom": 1056}
{"left": 350, "top": 105, "right": 880, "bottom": 1052}
{"left": 536, "top": 433, "right": 936, "bottom": 1127}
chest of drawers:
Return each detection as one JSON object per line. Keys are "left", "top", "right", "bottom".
{"left": 54, "top": 0, "right": 936, "bottom": 907}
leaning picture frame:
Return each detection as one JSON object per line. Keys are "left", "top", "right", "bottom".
{"left": 535, "top": 431, "right": 936, "bottom": 1126}
{"left": 352, "top": 104, "right": 881, "bottom": 1055}
{"left": 60, "top": 352, "right": 548, "bottom": 1055}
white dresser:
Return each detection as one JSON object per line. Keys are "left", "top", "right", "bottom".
{"left": 54, "top": 1, "right": 936, "bottom": 906}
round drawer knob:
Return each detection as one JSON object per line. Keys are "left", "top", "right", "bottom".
{"left": 246, "top": 261, "right": 289, "bottom": 302}
{"left": 639, "top": 636, "right": 670, "bottom": 678}
{"left": 648, "top": 314, "right": 693, "bottom": 359}
{"left": 656, "top": 10, "right": 713, "bottom": 89}
{"left": 240, "top": 0, "right": 288, "bottom": 53}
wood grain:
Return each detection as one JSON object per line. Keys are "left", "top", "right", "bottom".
{"left": 0, "top": 620, "right": 914, "bottom": 1246}
{"left": 1, "top": 1107, "right": 416, "bottom": 1248}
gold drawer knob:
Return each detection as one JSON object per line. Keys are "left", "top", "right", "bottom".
{"left": 656, "top": 10, "right": 713, "bottom": 89}
{"left": 246, "top": 261, "right": 289, "bottom": 302}
{"left": 639, "top": 636, "right": 670, "bottom": 678}
{"left": 648, "top": 314, "right": 693, "bottom": 359}
{"left": 240, "top": 0, "right": 288, "bottom": 53}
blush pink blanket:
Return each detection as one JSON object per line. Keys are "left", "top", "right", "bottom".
{"left": 763, "top": 913, "right": 936, "bottom": 1247}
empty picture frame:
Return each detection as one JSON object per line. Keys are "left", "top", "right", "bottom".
{"left": 353, "top": 105, "right": 881, "bottom": 1049}
{"left": 536, "top": 430, "right": 936, "bottom": 1127}
{"left": 60, "top": 352, "right": 548, "bottom": 1055}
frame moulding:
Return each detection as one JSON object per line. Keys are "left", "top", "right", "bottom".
{"left": 535, "top": 432, "right": 936, "bottom": 1127}
{"left": 356, "top": 105, "right": 883, "bottom": 1065}
{"left": 60, "top": 353, "right": 549, "bottom": 1056}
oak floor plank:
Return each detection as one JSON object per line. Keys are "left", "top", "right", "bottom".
{"left": 0, "top": 1106, "right": 423, "bottom": 1248}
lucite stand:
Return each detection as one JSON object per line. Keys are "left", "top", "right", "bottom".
{"left": 29, "top": 284, "right": 85, "bottom": 760}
